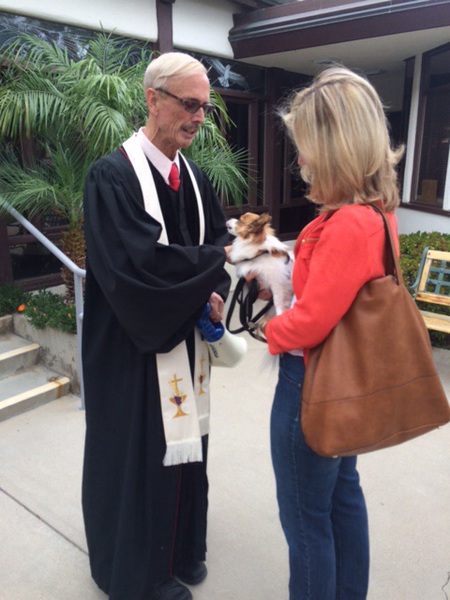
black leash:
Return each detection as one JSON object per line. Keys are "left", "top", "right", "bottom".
{"left": 225, "top": 277, "right": 273, "bottom": 343}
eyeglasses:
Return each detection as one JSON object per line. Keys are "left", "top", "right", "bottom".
{"left": 155, "top": 88, "right": 215, "bottom": 116}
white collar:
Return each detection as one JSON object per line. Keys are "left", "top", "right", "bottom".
{"left": 137, "top": 127, "right": 180, "bottom": 185}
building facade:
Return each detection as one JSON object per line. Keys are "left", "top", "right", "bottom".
{"left": 1, "top": 0, "right": 449, "bottom": 288}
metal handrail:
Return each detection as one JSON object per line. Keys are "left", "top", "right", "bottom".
{"left": 3, "top": 203, "right": 86, "bottom": 408}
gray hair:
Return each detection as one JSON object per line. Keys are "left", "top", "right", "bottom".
{"left": 144, "top": 52, "right": 207, "bottom": 91}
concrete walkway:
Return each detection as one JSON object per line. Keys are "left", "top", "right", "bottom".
{"left": 0, "top": 336, "right": 449, "bottom": 600}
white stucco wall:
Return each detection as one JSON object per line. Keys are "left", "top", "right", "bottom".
{"left": 1, "top": 1, "right": 448, "bottom": 235}
{"left": 402, "top": 54, "right": 421, "bottom": 209}
{"left": 0, "top": 0, "right": 238, "bottom": 57}
{"left": 173, "top": 0, "right": 236, "bottom": 58}
{"left": 397, "top": 207, "right": 450, "bottom": 235}
{"left": 0, "top": 0, "right": 158, "bottom": 40}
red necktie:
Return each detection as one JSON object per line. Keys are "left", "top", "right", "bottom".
{"left": 168, "top": 163, "right": 180, "bottom": 191}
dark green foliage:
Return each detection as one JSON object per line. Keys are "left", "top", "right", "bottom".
{"left": 0, "top": 284, "right": 77, "bottom": 333}
{"left": 22, "top": 290, "right": 77, "bottom": 334}
{"left": 399, "top": 231, "right": 450, "bottom": 287}
{"left": 0, "top": 30, "right": 249, "bottom": 225}
{"left": 0, "top": 282, "right": 30, "bottom": 317}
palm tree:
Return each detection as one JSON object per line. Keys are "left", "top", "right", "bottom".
{"left": 0, "top": 30, "right": 249, "bottom": 296}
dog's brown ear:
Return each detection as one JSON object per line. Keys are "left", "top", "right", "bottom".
{"left": 240, "top": 212, "right": 258, "bottom": 225}
{"left": 245, "top": 213, "right": 273, "bottom": 242}
{"left": 253, "top": 213, "right": 276, "bottom": 240}
{"left": 250, "top": 213, "right": 272, "bottom": 233}
{"left": 257, "top": 213, "right": 272, "bottom": 227}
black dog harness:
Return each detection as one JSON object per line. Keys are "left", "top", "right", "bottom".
{"left": 225, "top": 277, "right": 273, "bottom": 343}
{"left": 226, "top": 250, "right": 291, "bottom": 342}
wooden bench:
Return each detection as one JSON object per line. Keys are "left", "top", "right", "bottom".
{"left": 409, "top": 248, "right": 450, "bottom": 334}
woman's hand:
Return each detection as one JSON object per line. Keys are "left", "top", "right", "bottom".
{"left": 209, "top": 291, "right": 224, "bottom": 323}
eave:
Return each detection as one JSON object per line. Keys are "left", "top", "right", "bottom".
{"left": 230, "top": 0, "right": 450, "bottom": 57}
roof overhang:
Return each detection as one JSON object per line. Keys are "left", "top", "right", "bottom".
{"left": 230, "top": 0, "right": 450, "bottom": 57}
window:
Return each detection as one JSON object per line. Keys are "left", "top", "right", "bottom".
{"left": 214, "top": 89, "right": 261, "bottom": 212}
{"left": 412, "top": 44, "right": 450, "bottom": 211}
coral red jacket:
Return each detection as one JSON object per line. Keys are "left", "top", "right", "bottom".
{"left": 266, "top": 204, "right": 399, "bottom": 358}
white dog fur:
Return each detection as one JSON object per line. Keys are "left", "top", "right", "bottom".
{"left": 227, "top": 212, "right": 294, "bottom": 315}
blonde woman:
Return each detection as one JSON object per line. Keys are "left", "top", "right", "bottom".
{"left": 263, "top": 67, "right": 404, "bottom": 599}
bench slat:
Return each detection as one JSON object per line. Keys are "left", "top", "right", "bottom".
{"left": 416, "top": 292, "right": 450, "bottom": 307}
{"left": 411, "top": 247, "right": 450, "bottom": 335}
{"left": 419, "top": 310, "right": 450, "bottom": 335}
{"left": 426, "top": 250, "right": 450, "bottom": 261}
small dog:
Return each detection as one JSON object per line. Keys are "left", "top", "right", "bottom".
{"left": 226, "top": 212, "right": 294, "bottom": 315}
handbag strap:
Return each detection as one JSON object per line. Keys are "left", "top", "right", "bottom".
{"left": 367, "top": 203, "right": 404, "bottom": 286}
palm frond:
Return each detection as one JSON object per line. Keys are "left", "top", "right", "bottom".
{"left": 0, "top": 73, "right": 69, "bottom": 140}
{"left": 4, "top": 33, "right": 75, "bottom": 72}
{"left": 77, "top": 98, "right": 133, "bottom": 156}
{"left": 209, "top": 89, "right": 234, "bottom": 128}
{"left": 48, "top": 141, "right": 91, "bottom": 206}
{"left": 0, "top": 28, "right": 249, "bottom": 225}
{"left": 86, "top": 31, "right": 152, "bottom": 76}
{"left": 0, "top": 145, "right": 84, "bottom": 225}
{"left": 0, "top": 165, "right": 59, "bottom": 219}
{"left": 184, "top": 124, "right": 251, "bottom": 206}
{"left": 192, "top": 145, "right": 249, "bottom": 204}
{"left": 72, "top": 71, "right": 133, "bottom": 109}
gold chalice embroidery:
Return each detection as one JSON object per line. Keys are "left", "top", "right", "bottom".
{"left": 169, "top": 374, "right": 188, "bottom": 418}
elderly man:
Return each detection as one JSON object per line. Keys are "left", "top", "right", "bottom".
{"left": 82, "top": 52, "right": 231, "bottom": 600}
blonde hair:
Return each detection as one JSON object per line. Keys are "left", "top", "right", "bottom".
{"left": 144, "top": 52, "right": 207, "bottom": 91}
{"left": 281, "top": 67, "right": 404, "bottom": 211}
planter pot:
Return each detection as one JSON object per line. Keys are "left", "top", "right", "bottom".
{"left": 12, "top": 313, "right": 80, "bottom": 394}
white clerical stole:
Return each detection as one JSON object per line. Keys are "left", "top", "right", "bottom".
{"left": 122, "top": 133, "right": 210, "bottom": 466}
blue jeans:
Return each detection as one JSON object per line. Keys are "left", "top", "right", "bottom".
{"left": 270, "top": 353, "right": 370, "bottom": 600}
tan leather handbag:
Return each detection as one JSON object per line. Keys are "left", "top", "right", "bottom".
{"left": 302, "top": 205, "right": 450, "bottom": 457}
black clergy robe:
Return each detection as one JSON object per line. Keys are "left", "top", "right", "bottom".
{"left": 81, "top": 147, "right": 231, "bottom": 600}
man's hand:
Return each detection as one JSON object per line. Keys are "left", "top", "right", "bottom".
{"left": 209, "top": 291, "right": 224, "bottom": 323}
{"left": 224, "top": 245, "right": 233, "bottom": 263}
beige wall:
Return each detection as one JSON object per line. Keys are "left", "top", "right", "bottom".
{"left": 1, "top": 0, "right": 448, "bottom": 234}
{"left": 397, "top": 207, "right": 450, "bottom": 235}
{"left": 0, "top": 0, "right": 157, "bottom": 39}
{"left": 0, "top": 0, "right": 238, "bottom": 57}
{"left": 173, "top": 0, "right": 236, "bottom": 58}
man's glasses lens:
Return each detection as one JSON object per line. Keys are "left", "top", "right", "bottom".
{"left": 156, "top": 88, "right": 214, "bottom": 116}
{"left": 183, "top": 99, "right": 214, "bottom": 116}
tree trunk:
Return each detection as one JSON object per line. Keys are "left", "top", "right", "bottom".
{"left": 60, "top": 224, "right": 85, "bottom": 300}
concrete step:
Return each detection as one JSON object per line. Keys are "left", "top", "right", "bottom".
{"left": 0, "top": 317, "right": 72, "bottom": 421}
{"left": 0, "top": 333, "right": 40, "bottom": 378}
{"left": 0, "top": 314, "right": 13, "bottom": 334}
{"left": 0, "top": 364, "right": 70, "bottom": 422}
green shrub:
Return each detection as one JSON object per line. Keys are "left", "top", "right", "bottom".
{"left": 400, "top": 231, "right": 450, "bottom": 350}
{"left": 0, "top": 283, "right": 30, "bottom": 317}
{"left": 400, "top": 231, "right": 450, "bottom": 287}
{"left": 0, "top": 284, "right": 77, "bottom": 334}
{"left": 21, "top": 290, "right": 77, "bottom": 334}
